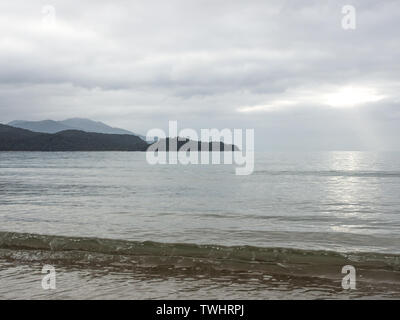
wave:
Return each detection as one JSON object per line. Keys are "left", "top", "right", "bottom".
{"left": 253, "top": 170, "right": 400, "bottom": 178}
{"left": 0, "top": 231, "right": 399, "bottom": 280}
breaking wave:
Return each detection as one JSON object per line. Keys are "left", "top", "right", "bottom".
{"left": 0, "top": 231, "right": 399, "bottom": 280}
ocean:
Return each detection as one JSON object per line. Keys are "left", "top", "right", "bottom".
{"left": 0, "top": 151, "right": 399, "bottom": 299}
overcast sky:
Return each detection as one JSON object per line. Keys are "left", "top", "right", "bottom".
{"left": 1, "top": 0, "right": 399, "bottom": 150}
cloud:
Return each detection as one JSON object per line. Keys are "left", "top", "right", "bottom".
{"left": 0, "top": 0, "right": 399, "bottom": 150}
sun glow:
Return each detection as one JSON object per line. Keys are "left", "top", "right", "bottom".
{"left": 323, "top": 86, "right": 385, "bottom": 108}
{"left": 237, "top": 86, "right": 385, "bottom": 113}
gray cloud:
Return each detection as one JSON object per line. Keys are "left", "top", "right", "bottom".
{"left": 0, "top": 0, "right": 399, "bottom": 150}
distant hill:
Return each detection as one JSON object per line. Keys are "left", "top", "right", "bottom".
{"left": 153, "top": 137, "right": 239, "bottom": 151}
{"left": 8, "top": 118, "right": 144, "bottom": 138}
{"left": 8, "top": 120, "right": 72, "bottom": 134}
{"left": 0, "top": 124, "right": 149, "bottom": 151}
{"left": 60, "top": 118, "right": 136, "bottom": 135}
{"left": 0, "top": 124, "right": 239, "bottom": 152}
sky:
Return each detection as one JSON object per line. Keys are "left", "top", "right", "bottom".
{"left": 0, "top": 0, "right": 399, "bottom": 151}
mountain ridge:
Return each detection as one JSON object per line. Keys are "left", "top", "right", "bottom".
{"left": 0, "top": 124, "right": 149, "bottom": 151}
{"left": 0, "top": 124, "right": 238, "bottom": 152}
{"left": 8, "top": 118, "right": 143, "bottom": 138}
